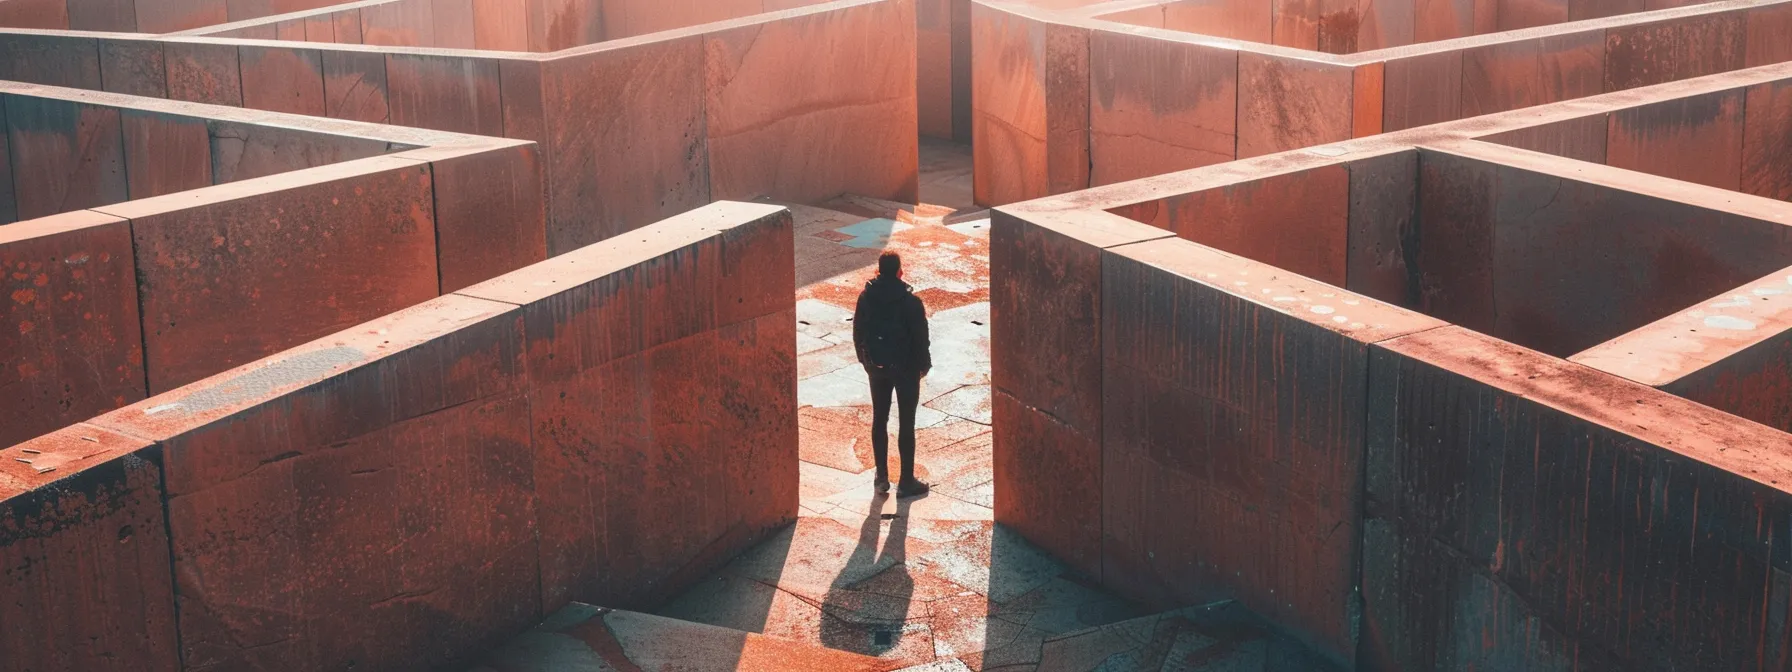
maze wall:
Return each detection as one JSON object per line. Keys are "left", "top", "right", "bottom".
{"left": 0, "top": 0, "right": 919, "bottom": 253}
{"left": 0, "top": 82, "right": 544, "bottom": 448}
{"left": 972, "top": 0, "right": 1792, "bottom": 205}
{"left": 993, "top": 62, "right": 1792, "bottom": 670}
{"left": 1, "top": 201, "right": 797, "bottom": 672}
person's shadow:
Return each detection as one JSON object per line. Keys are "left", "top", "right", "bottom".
{"left": 820, "top": 492, "right": 915, "bottom": 657}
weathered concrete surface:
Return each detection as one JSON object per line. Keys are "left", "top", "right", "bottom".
{"left": 165, "top": 40, "right": 243, "bottom": 105}
{"left": 1381, "top": 49, "right": 1462, "bottom": 132}
{"left": 991, "top": 209, "right": 1169, "bottom": 578}
{"left": 5, "top": 96, "right": 127, "bottom": 221}
{"left": 1478, "top": 114, "right": 1610, "bottom": 162}
{"left": 238, "top": 44, "right": 326, "bottom": 115}
{"left": 191, "top": 0, "right": 606, "bottom": 51}
{"left": 1032, "top": 601, "right": 1343, "bottom": 670}
{"left": 1458, "top": 31, "right": 1604, "bottom": 118}
{"left": 1344, "top": 148, "right": 1420, "bottom": 306}
{"left": 991, "top": 49, "right": 1792, "bottom": 672}
{"left": 918, "top": 0, "right": 971, "bottom": 142}
{"left": 539, "top": 37, "right": 708, "bottom": 253}
{"left": 0, "top": 0, "right": 72, "bottom": 29}
{"left": 1363, "top": 325, "right": 1792, "bottom": 670}
{"left": 973, "top": 0, "right": 1791, "bottom": 199}
{"left": 5, "top": 199, "right": 798, "bottom": 672}
{"left": 1607, "top": 88, "right": 1744, "bottom": 190}
{"left": 704, "top": 0, "right": 919, "bottom": 206}
{"left": 0, "top": 8, "right": 917, "bottom": 247}
{"left": 403, "top": 142, "right": 549, "bottom": 293}
{"left": 1745, "top": 79, "right": 1792, "bottom": 201}
{"left": 0, "top": 84, "right": 547, "bottom": 445}
{"left": 93, "top": 295, "right": 539, "bottom": 672}
{"left": 99, "top": 37, "right": 169, "bottom": 98}
{"left": 1156, "top": 163, "right": 1351, "bottom": 285}
{"left": 1099, "top": 235, "right": 1442, "bottom": 663}
{"left": 597, "top": 0, "right": 838, "bottom": 40}
{"left": 386, "top": 52, "right": 503, "bottom": 135}
{"left": 972, "top": 2, "right": 1088, "bottom": 206}
{"left": 1603, "top": 11, "right": 1745, "bottom": 91}
{"left": 0, "top": 0, "right": 362, "bottom": 32}
{"left": 1412, "top": 146, "right": 1792, "bottom": 358}
{"left": 458, "top": 201, "right": 798, "bottom": 613}
{"left": 0, "top": 211, "right": 145, "bottom": 448}
{"left": 1088, "top": 30, "right": 1236, "bottom": 186}
{"left": 205, "top": 119, "right": 391, "bottom": 184}
{"left": 1236, "top": 52, "right": 1352, "bottom": 158}
{"left": 98, "top": 156, "right": 440, "bottom": 393}
{"left": 1572, "top": 264, "right": 1792, "bottom": 433}
{"left": 122, "top": 110, "right": 213, "bottom": 198}
{"left": 1091, "top": 0, "right": 1730, "bottom": 51}
{"left": 321, "top": 48, "right": 388, "bottom": 122}
{"left": 0, "top": 425, "right": 178, "bottom": 672}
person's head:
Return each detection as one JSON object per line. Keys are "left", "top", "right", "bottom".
{"left": 878, "top": 251, "right": 902, "bottom": 279}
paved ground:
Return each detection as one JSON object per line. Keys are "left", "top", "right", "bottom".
{"left": 655, "top": 143, "right": 1172, "bottom": 670}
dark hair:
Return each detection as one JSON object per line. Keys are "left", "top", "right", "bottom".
{"left": 878, "top": 251, "right": 901, "bottom": 277}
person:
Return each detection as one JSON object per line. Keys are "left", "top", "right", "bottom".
{"left": 853, "top": 251, "right": 931, "bottom": 498}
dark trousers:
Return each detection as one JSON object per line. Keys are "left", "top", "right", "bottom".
{"left": 868, "top": 367, "right": 920, "bottom": 482}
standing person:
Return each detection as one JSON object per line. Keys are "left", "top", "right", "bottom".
{"left": 853, "top": 251, "right": 932, "bottom": 498}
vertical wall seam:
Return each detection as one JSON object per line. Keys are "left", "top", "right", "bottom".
{"left": 426, "top": 161, "right": 445, "bottom": 294}
{"left": 151, "top": 442, "right": 190, "bottom": 672}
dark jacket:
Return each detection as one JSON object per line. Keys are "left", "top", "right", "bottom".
{"left": 852, "top": 275, "right": 931, "bottom": 377}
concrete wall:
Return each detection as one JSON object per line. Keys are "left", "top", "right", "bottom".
{"left": 1, "top": 201, "right": 797, "bottom": 672}
{"left": 1362, "top": 325, "right": 1792, "bottom": 670}
{"left": 0, "top": 86, "right": 546, "bottom": 449}
{"left": 188, "top": 0, "right": 846, "bottom": 52}
{"left": 1573, "top": 264, "right": 1792, "bottom": 433}
{"left": 0, "top": 0, "right": 356, "bottom": 32}
{"left": 0, "top": 425, "right": 180, "bottom": 672}
{"left": 971, "top": 2, "right": 1088, "bottom": 204}
{"left": 972, "top": 0, "right": 1792, "bottom": 206}
{"left": 1099, "top": 145, "right": 1792, "bottom": 359}
{"left": 1404, "top": 146, "right": 1792, "bottom": 358}
{"left": 0, "top": 0, "right": 919, "bottom": 253}
{"left": 1100, "top": 234, "right": 1442, "bottom": 662}
{"left": 918, "top": 0, "right": 971, "bottom": 141}
{"left": 0, "top": 91, "right": 399, "bottom": 223}
{"left": 1091, "top": 0, "right": 1723, "bottom": 53}
{"left": 190, "top": 0, "right": 605, "bottom": 51}
{"left": 1484, "top": 79, "right": 1792, "bottom": 200}
{"left": 1551, "top": 84, "right": 1792, "bottom": 434}
{"left": 534, "top": 0, "right": 916, "bottom": 253}
{"left": 993, "top": 203, "right": 1792, "bottom": 669}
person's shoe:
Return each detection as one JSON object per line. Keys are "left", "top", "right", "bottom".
{"left": 874, "top": 474, "right": 891, "bottom": 493}
{"left": 897, "top": 479, "right": 930, "bottom": 499}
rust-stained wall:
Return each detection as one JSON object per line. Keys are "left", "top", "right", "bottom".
{"left": 1, "top": 201, "right": 797, "bottom": 672}
{"left": 1363, "top": 326, "right": 1792, "bottom": 670}
{"left": 973, "top": 0, "right": 1792, "bottom": 206}
{"left": 0, "top": 426, "right": 180, "bottom": 672}
{"left": 0, "top": 0, "right": 356, "bottom": 32}
{"left": 1407, "top": 147, "right": 1792, "bottom": 358}
{"left": 1094, "top": 0, "right": 1727, "bottom": 53}
{"left": 1573, "top": 264, "right": 1792, "bottom": 434}
{"left": 0, "top": 0, "right": 919, "bottom": 254}
{"left": 0, "top": 86, "right": 546, "bottom": 449}
{"left": 1100, "top": 235, "right": 1441, "bottom": 661}
{"left": 994, "top": 202, "right": 1792, "bottom": 670}
{"left": 972, "top": 2, "right": 1088, "bottom": 205}
{"left": 192, "top": 0, "right": 605, "bottom": 51}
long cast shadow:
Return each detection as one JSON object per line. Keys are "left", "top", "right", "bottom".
{"left": 821, "top": 492, "right": 916, "bottom": 658}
